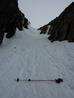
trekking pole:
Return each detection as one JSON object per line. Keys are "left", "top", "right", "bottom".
{"left": 16, "top": 78, "right": 63, "bottom": 84}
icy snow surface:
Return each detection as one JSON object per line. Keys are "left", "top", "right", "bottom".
{"left": 0, "top": 27, "right": 74, "bottom": 98}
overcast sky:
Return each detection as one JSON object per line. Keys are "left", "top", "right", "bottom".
{"left": 18, "top": 0, "right": 73, "bottom": 28}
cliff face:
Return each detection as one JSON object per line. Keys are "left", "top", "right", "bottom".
{"left": 39, "top": 2, "right": 74, "bottom": 42}
{"left": 0, "top": 0, "right": 29, "bottom": 44}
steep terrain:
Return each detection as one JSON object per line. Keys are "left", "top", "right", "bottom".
{"left": 0, "top": 27, "right": 74, "bottom": 98}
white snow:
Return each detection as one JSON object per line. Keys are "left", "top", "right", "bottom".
{"left": 0, "top": 27, "right": 74, "bottom": 98}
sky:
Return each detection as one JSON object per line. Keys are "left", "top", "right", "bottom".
{"left": 18, "top": 0, "right": 73, "bottom": 28}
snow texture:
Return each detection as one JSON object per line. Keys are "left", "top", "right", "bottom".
{"left": 0, "top": 27, "right": 74, "bottom": 98}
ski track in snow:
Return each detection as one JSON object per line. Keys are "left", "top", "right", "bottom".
{"left": 0, "top": 27, "right": 74, "bottom": 98}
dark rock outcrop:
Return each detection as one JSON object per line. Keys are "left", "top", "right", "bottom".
{"left": 39, "top": 2, "right": 74, "bottom": 42}
{"left": 0, "top": 0, "right": 29, "bottom": 44}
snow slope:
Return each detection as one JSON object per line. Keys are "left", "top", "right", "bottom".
{"left": 0, "top": 27, "right": 74, "bottom": 98}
